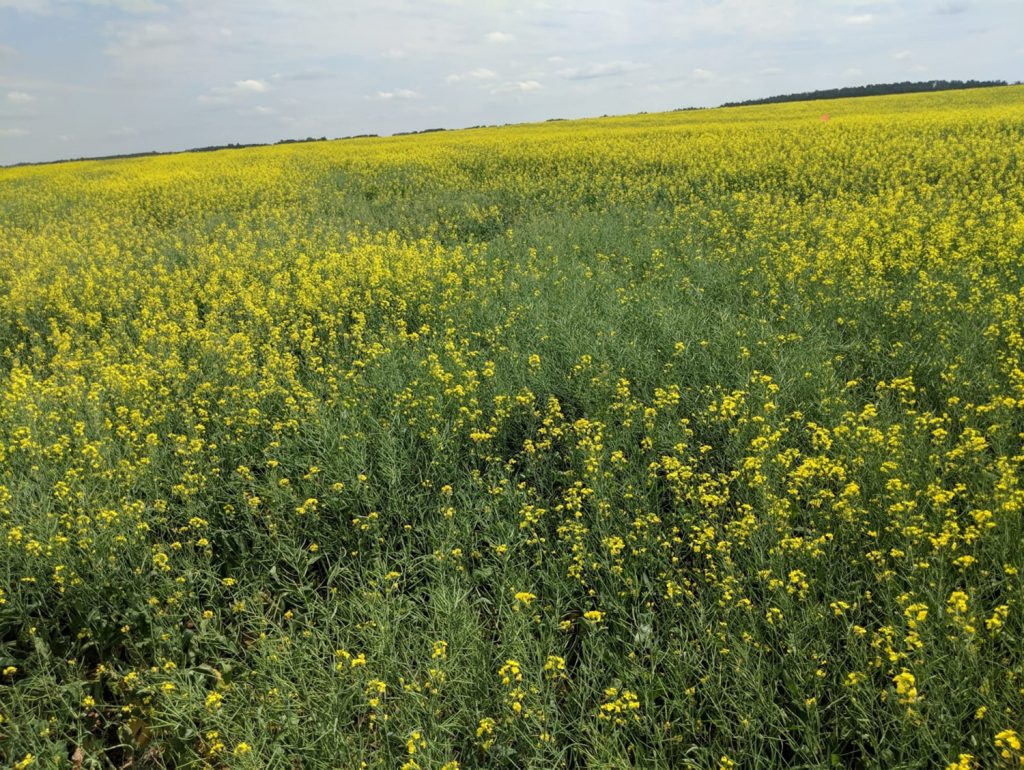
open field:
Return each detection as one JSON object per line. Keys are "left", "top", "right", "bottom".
{"left": 1, "top": 86, "right": 1023, "bottom": 769}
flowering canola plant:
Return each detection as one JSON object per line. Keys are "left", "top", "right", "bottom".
{"left": 1, "top": 86, "right": 1023, "bottom": 768}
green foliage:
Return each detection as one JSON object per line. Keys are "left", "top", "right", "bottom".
{"left": 1, "top": 86, "right": 1023, "bottom": 769}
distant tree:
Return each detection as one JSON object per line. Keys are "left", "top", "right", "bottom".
{"left": 720, "top": 79, "right": 1008, "bottom": 108}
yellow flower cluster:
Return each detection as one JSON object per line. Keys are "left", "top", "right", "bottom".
{"left": 0, "top": 84, "right": 1022, "bottom": 768}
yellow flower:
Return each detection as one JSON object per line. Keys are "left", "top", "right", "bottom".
{"left": 945, "top": 754, "right": 973, "bottom": 770}
{"left": 499, "top": 659, "right": 522, "bottom": 685}
{"left": 544, "top": 655, "right": 567, "bottom": 679}
{"left": 995, "top": 730, "right": 1022, "bottom": 763}
{"left": 892, "top": 669, "right": 918, "bottom": 705}
{"left": 986, "top": 605, "right": 1009, "bottom": 633}
{"left": 476, "top": 716, "right": 497, "bottom": 749}
{"left": 844, "top": 672, "right": 866, "bottom": 687}
{"left": 947, "top": 590, "right": 969, "bottom": 615}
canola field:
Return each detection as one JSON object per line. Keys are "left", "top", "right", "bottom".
{"left": 1, "top": 86, "right": 1023, "bottom": 769}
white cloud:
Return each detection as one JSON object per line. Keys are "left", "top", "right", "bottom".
{"left": 373, "top": 88, "right": 419, "bottom": 100}
{"left": 0, "top": 127, "right": 28, "bottom": 137}
{"left": 557, "top": 61, "right": 647, "bottom": 80}
{"left": 692, "top": 68, "right": 713, "bottom": 80}
{"left": 199, "top": 79, "right": 270, "bottom": 104}
{"left": 844, "top": 67, "right": 864, "bottom": 77}
{"left": 0, "top": 0, "right": 48, "bottom": 10}
{"left": 0, "top": 0, "right": 164, "bottom": 12}
{"left": 0, "top": 44, "right": 17, "bottom": 59}
{"left": 102, "top": 22, "right": 182, "bottom": 55}
{"left": 236, "top": 79, "right": 267, "bottom": 93}
{"left": 845, "top": 14, "right": 873, "bottom": 24}
{"left": 485, "top": 31, "right": 515, "bottom": 43}
{"left": 893, "top": 50, "right": 912, "bottom": 60}
{"left": 271, "top": 68, "right": 333, "bottom": 83}
{"left": 490, "top": 80, "right": 542, "bottom": 94}
{"left": 760, "top": 67, "right": 784, "bottom": 76}
{"left": 90, "top": 0, "right": 165, "bottom": 11}
{"left": 7, "top": 91, "right": 34, "bottom": 103}
{"left": 445, "top": 68, "right": 498, "bottom": 84}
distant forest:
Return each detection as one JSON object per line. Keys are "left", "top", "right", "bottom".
{"left": 721, "top": 79, "right": 1010, "bottom": 107}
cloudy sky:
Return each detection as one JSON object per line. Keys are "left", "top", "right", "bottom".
{"left": 0, "top": 0, "right": 1021, "bottom": 165}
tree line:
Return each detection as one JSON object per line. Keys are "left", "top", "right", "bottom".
{"left": 721, "top": 79, "right": 1009, "bottom": 107}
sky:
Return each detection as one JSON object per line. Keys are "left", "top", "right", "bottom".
{"left": 0, "top": 0, "right": 1022, "bottom": 165}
